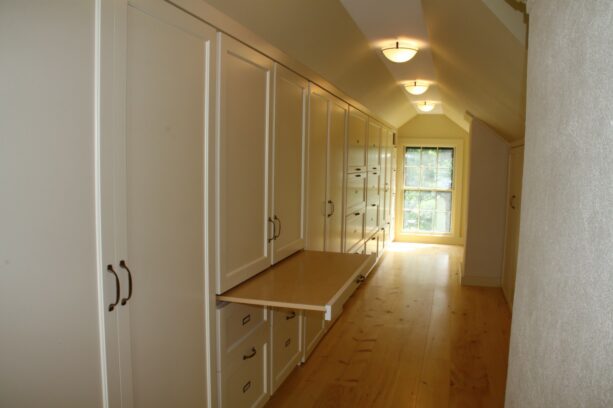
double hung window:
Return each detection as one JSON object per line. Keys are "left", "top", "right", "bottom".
{"left": 402, "top": 147, "right": 454, "bottom": 234}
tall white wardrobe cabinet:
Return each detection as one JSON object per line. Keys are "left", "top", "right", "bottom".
{"left": 306, "top": 85, "right": 348, "bottom": 253}
{"left": 214, "top": 35, "right": 307, "bottom": 294}
{"left": 99, "top": 1, "right": 215, "bottom": 407}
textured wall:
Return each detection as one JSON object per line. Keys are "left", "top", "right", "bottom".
{"left": 463, "top": 119, "right": 509, "bottom": 286}
{"left": 506, "top": 1, "right": 613, "bottom": 406}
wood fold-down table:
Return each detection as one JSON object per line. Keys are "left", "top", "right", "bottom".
{"left": 217, "top": 250, "right": 376, "bottom": 321}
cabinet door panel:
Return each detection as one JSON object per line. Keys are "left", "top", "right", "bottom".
{"left": 347, "top": 108, "right": 367, "bottom": 171}
{"left": 325, "top": 100, "right": 347, "bottom": 253}
{"left": 367, "top": 121, "right": 381, "bottom": 171}
{"left": 125, "top": 5, "right": 213, "bottom": 406}
{"left": 306, "top": 89, "right": 328, "bottom": 251}
{"left": 217, "top": 34, "right": 274, "bottom": 293}
{"left": 272, "top": 66, "right": 308, "bottom": 263}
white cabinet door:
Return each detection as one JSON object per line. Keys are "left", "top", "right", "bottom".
{"left": 367, "top": 120, "right": 381, "bottom": 171}
{"left": 325, "top": 100, "right": 348, "bottom": 253}
{"left": 121, "top": 3, "right": 214, "bottom": 406}
{"left": 272, "top": 65, "right": 308, "bottom": 263}
{"left": 306, "top": 87, "right": 329, "bottom": 251}
{"left": 502, "top": 146, "right": 524, "bottom": 309}
{"left": 301, "top": 311, "right": 327, "bottom": 363}
{"left": 216, "top": 34, "right": 274, "bottom": 293}
{"left": 347, "top": 107, "right": 368, "bottom": 172}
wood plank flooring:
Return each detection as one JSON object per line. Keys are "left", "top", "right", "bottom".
{"left": 266, "top": 243, "right": 511, "bottom": 408}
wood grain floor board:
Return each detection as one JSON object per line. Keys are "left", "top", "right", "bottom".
{"left": 266, "top": 244, "right": 511, "bottom": 408}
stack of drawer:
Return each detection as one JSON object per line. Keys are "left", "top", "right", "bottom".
{"left": 217, "top": 303, "right": 269, "bottom": 408}
{"left": 269, "top": 307, "right": 302, "bottom": 393}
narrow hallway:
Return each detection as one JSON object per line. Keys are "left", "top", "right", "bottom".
{"left": 268, "top": 244, "right": 511, "bottom": 407}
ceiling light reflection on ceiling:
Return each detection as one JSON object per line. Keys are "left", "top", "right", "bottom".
{"left": 416, "top": 101, "right": 436, "bottom": 112}
{"left": 382, "top": 41, "right": 418, "bottom": 63}
{"left": 405, "top": 81, "right": 430, "bottom": 95}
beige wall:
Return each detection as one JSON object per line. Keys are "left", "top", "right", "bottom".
{"left": 463, "top": 119, "right": 509, "bottom": 286}
{"left": 396, "top": 115, "right": 469, "bottom": 245}
{"left": 506, "top": 1, "right": 613, "bottom": 406}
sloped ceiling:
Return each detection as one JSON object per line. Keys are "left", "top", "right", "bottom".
{"left": 421, "top": 0, "right": 527, "bottom": 140}
{"left": 200, "top": 0, "right": 527, "bottom": 140}
{"left": 200, "top": 0, "right": 415, "bottom": 128}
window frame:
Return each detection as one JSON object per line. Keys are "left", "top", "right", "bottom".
{"left": 395, "top": 138, "right": 465, "bottom": 244}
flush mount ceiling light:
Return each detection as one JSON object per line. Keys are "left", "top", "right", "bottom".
{"left": 382, "top": 41, "right": 418, "bottom": 63}
{"left": 416, "top": 101, "right": 436, "bottom": 112}
{"left": 405, "top": 81, "right": 430, "bottom": 96}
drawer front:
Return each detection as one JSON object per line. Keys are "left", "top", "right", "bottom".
{"left": 365, "top": 233, "right": 378, "bottom": 256}
{"left": 302, "top": 310, "right": 327, "bottom": 362}
{"left": 346, "top": 172, "right": 366, "bottom": 209}
{"left": 345, "top": 211, "right": 364, "bottom": 251}
{"left": 271, "top": 308, "right": 301, "bottom": 391}
{"left": 220, "top": 326, "right": 269, "bottom": 408}
{"left": 347, "top": 165, "right": 366, "bottom": 173}
{"left": 366, "top": 171, "right": 380, "bottom": 206}
{"left": 365, "top": 205, "right": 379, "bottom": 236}
{"left": 218, "top": 302, "right": 266, "bottom": 353}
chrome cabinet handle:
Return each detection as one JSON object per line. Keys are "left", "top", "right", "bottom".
{"left": 242, "top": 314, "right": 251, "bottom": 325}
{"left": 273, "top": 215, "right": 281, "bottom": 239}
{"left": 119, "top": 260, "right": 133, "bottom": 306}
{"left": 106, "top": 265, "right": 120, "bottom": 312}
{"left": 243, "top": 347, "right": 257, "bottom": 360}
{"left": 286, "top": 311, "right": 297, "bottom": 320}
{"left": 356, "top": 274, "right": 366, "bottom": 283}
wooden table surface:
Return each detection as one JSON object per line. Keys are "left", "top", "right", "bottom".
{"left": 217, "top": 250, "right": 375, "bottom": 314}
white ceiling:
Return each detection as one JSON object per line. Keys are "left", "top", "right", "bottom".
{"left": 341, "top": 0, "right": 528, "bottom": 139}
{"left": 340, "top": 0, "right": 445, "bottom": 116}
{"left": 200, "top": 0, "right": 528, "bottom": 140}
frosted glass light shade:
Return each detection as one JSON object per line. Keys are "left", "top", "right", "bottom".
{"left": 417, "top": 101, "right": 436, "bottom": 112}
{"left": 405, "top": 81, "right": 429, "bottom": 95}
{"left": 382, "top": 42, "right": 418, "bottom": 63}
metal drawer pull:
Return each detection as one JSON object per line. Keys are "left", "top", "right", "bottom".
{"left": 371, "top": 204, "right": 376, "bottom": 207}
{"left": 119, "top": 260, "right": 133, "bottom": 306}
{"left": 355, "top": 168, "right": 361, "bottom": 171}
{"left": 273, "top": 215, "right": 282, "bottom": 239}
{"left": 286, "top": 311, "right": 297, "bottom": 320}
{"left": 284, "top": 338, "right": 291, "bottom": 347}
{"left": 242, "top": 314, "right": 251, "bottom": 325}
{"left": 106, "top": 265, "right": 120, "bottom": 312}
{"left": 356, "top": 274, "right": 366, "bottom": 283}
{"left": 242, "top": 381, "right": 251, "bottom": 393}
{"left": 355, "top": 174, "right": 362, "bottom": 178}
{"left": 354, "top": 212, "right": 360, "bottom": 216}
{"left": 268, "top": 217, "right": 275, "bottom": 243}
{"left": 327, "top": 200, "right": 335, "bottom": 218}
{"left": 243, "top": 347, "right": 257, "bottom": 360}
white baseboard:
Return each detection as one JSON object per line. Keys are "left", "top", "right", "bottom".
{"left": 461, "top": 275, "right": 501, "bottom": 287}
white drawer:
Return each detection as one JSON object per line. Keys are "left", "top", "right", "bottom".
{"left": 346, "top": 172, "right": 366, "bottom": 209}
{"left": 365, "top": 205, "right": 379, "bottom": 236}
{"left": 270, "top": 308, "right": 301, "bottom": 393}
{"left": 219, "top": 325, "right": 269, "bottom": 408}
{"left": 217, "top": 302, "right": 266, "bottom": 359}
{"left": 345, "top": 210, "right": 364, "bottom": 251}
{"left": 366, "top": 171, "right": 380, "bottom": 206}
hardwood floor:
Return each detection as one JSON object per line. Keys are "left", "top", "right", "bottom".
{"left": 267, "top": 243, "right": 511, "bottom": 408}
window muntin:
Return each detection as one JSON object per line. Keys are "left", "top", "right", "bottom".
{"left": 402, "top": 147, "right": 454, "bottom": 234}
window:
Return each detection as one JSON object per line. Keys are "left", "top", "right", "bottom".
{"left": 402, "top": 147, "right": 454, "bottom": 234}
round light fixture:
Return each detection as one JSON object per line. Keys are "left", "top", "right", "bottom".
{"left": 382, "top": 42, "right": 418, "bottom": 63}
{"left": 405, "top": 81, "right": 430, "bottom": 96}
{"left": 416, "top": 101, "right": 436, "bottom": 112}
